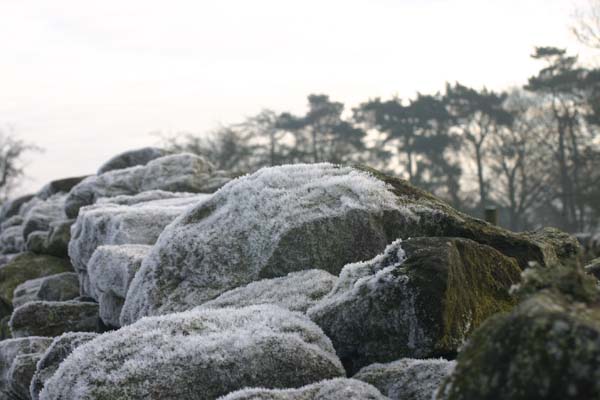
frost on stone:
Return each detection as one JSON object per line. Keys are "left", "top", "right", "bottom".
{"left": 69, "top": 193, "right": 209, "bottom": 296}
{"left": 95, "top": 189, "right": 199, "bottom": 206}
{"left": 199, "top": 269, "right": 338, "bottom": 313}
{"left": 354, "top": 358, "right": 455, "bottom": 400}
{"left": 97, "top": 146, "right": 166, "bottom": 174}
{"left": 22, "top": 193, "right": 67, "bottom": 240}
{"left": 88, "top": 244, "right": 151, "bottom": 327}
{"left": 0, "top": 337, "right": 53, "bottom": 398}
{"left": 0, "top": 225, "right": 25, "bottom": 254}
{"left": 122, "top": 163, "right": 417, "bottom": 324}
{"left": 65, "top": 153, "right": 228, "bottom": 217}
{"left": 30, "top": 332, "right": 98, "bottom": 400}
{"left": 307, "top": 237, "right": 520, "bottom": 374}
{"left": 40, "top": 305, "right": 344, "bottom": 400}
{"left": 12, "top": 272, "right": 80, "bottom": 308}
{"left": 217, "top": 378, "right": 388, "bottom": 400}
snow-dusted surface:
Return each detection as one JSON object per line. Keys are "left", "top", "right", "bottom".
{"left": 97, "top": 146, "right": 165, "bottom": 174}
{"left": 41, "top": 305, "right": 344, "bottom": 400}
{"left": 12, "top": 272, "right": 79, "bottom": 308}
{"left": 0, "top": 225, "right": 24, "bottom": 254}
{"left": 88, "top": 244, "right": 151, "bottom": 327}
{"left": 22, "top": 193, "right": 67, "bottom": 240}
{"left": 30, "top": 332, "right": 99, "bottom": 400}
{"left": 354, "top": 358, "right": 455, "bottom": 400}
{"left": 307, "top": 239, "right": 436, "bottom": 373}
{"left": 0, "top": 337, "right": 53, "bottom": 398}
{"left": 69, "top": 193, "right": 209, "bottom": 296}
{"left": 8, "top": 352, "right": 44, "bottom": 400}
{"left": 65, "top": 153, "right": 227, "bottom": 217}
{"left": 96, "top": 189, "right": 198, "bottom": 206}
{"left": 199, "top": 269, "right": 338, "bottom": 313}
{"left": 122, "top": 163, "right": 414, "bottom": 324}
{"left": 218, "top": 378, "right": 388, "bottom": 400}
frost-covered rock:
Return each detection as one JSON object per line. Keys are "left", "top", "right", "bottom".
{"left": 122, "top": 164, "right": 415, "bottom": 323}
{"left": 0, "top": 194, "right": 35, "bottom": 221}
{"left": 65, "top": 153, "right": 227, "bottom": 218}
{"left": 354, "top": 358, "right": 455, "bottom": 400}
{"left": 8, "top": 352, "right": 43, "bottom": 400}
{"left": 0, "top": 225, "right": 25, "bottom": 254}
{"left": 585, "top": 257, "right": 600, "bottom": 280}
{"left": 9, "top": 301, "right": 100, "bottom": 338}
{"left": 218, "top": 378, "right": 387, "bottom": 400}
{"left": 37, "top": 176, "right": 88, "bottom": 200}
{"left": 0, "top": 253, "right": 73, "bottom": 312}
{"left": 307, "top": 237, "right": 521, "bottom": 374}
{"left": 0, "top": 337, "right": 52, "bottom": 399}
{"left": 41, "top": 305, "right": 344, "bottom": 400}
{"left": 22, "top": 194, "right": 67, "bottom": 241}
{"left": 199, "top": 269, "right": 337, "bottom": 313}
{"left": 30, "top": 332, "right": 98, "bottom": 400}
{"left": 437, "top": 264, "right": 600, "bottom": 400}
{"left": 88, "top": 244, "right": 151, "bottom": 327}
{"left": 96, "top": 189, "right": 199, "bottom": 206}
{"left": 69, "top": 193, "right": 208, "bottom": 297}
{"left": 97, "top": 146, "right": 166, "bottom": 174}
{"left": 1, "top": 215, "right": 23, "bottom": 230}
{"left": 12, "top": 273, "right": 80, "bottom": 308}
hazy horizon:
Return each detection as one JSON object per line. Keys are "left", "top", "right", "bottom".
{"left": 1, "top": 0, "right": 595, "bottom": 195}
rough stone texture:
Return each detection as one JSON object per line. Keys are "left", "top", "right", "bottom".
{"left": 96, "top": 189, "right": 198, "bottom": 206}
{"left": 25, "top": 231, "right": 48, "bottom": 254}
{"left": 8, "top": 352, "right": 44, "bottom": 400}
{"left": 585, "top": 257, "right": 600, "bottom": 280}
{"left": 218, "top": 378, "right": 387, "bottom": 400}
{"left": 354, "top": 358, "right": 455, "bottom": 400}
{"left": 22, "top": 194, "right": 67, "bottom": 241}
{"left": 65, "top": 153, "right": 228, "bottom": 218}
{"left": 0, "top": 253, "right": 73, "bottom": 311}
{"left": 122, "top": 164, "right": 577, "bottom": 326}
{"left": 199, "top": 269, "right": 338, "bottom": 313}
{"left": 30, "top": 332, "right": 99, "bottom": 400}
{"left": 122, "top": 164, "right": 416, "bottom": 324}
{"left": 23, "top": 220, "right": 73, "bottom": 258}
{"left": 97, "top": 146, "right": 166, "bottom": 174}
{"left": 37, "top": 176, "right": 88, "bottom": 200}
{"left": 1, "top": 215, "right": 23, "bottom": 230}
{"left": 87, "top": 244, "right": 151, "bottom": 327}
{"left": 12, "top": 273, "right": 80, "bottom": 308}
{"left": 0, "top": 225, "right": 25, "bottom": 254}
{"left": 437, "top": 286, "right": 600, "bottom": 399}
{"left": 9, "top": 301, "right": 100, "bottom": 338}
{"left": 41, "top": 305, "right": 344, "bottom": 400}
{"left": 0, "top": 194, "right": 35, "bottom": 221}
{"left": 308, "top": 237, "right": 521, "bottom": 374}
{"left": 0, "top": 337, "right": 53, "bottom": 399}
{"left": 69, "top": 194, "right": 208, "bottom": 297}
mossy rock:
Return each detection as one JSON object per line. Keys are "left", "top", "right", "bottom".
{"left": 585, "top": 257, "right": 600, "bottom": 280}
{"left": 0, "top": 253, "right": 74, "bottom": 312}
{"left": 308, "top": 237, "right": 521, "bottom": 374}
{"left": 0, "top": 315, "right": 10, "bottom": 340}
{"left": 358, "top": 165, "right": 582, "bottom": 269}
{"left": 437, "top": 289, "right": 600, "bottom": 400}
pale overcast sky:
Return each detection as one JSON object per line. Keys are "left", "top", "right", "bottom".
{"left": 0, "top": 0, "right": 594, "bottom": 194}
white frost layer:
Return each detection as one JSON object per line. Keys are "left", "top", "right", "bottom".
{"left": 69, "top": 193, "right": 209, "bottom": 296}
{"left": 217, "top": 378, "right": 388, "bottom": 400}
{"left": 22, "top": 193, "right": 67, "bottom": 238}
{"left": 40, "top": 305, "right": 344, "bottom": 400}
{"left": 122, "top": 163, "right": 413, "bottom": 324}
{"left": 88, "top": 244, "right": 151, "bottom": 327}
{"left": 65, "top": 153, "right": 228, "bottom": 217}
{"left": 0, "top": 337, "right": 53, "bottom": 397}
{"left": 199, "top": 269, "right": 338, "bottom": 313}
{"left": 354, "top": 358, "right": 455, "bottom": 400}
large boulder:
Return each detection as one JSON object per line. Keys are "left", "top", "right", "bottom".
{"left": 0, "top": 253, "right": 73, "bottom": 312}
{"left": 69, "top": 193, "right": 208, "bottom": 297}
{"left": 0, "top": 225, "right": 25, "bottom": 254}
{"left": 40, "top": 305, "right": 344, "bottom": 400}
{"left": 0, "top": 194, "right": 35, "bottom": 221}
{"left": 0, "top": 337, "right": 53, "bottom": 399}
{"left": 437, "top": 264, "right": 600, "bottom": 400}
{"left": 218, "top": 378, "right": 387, "bottom": 400}
{"left": 12, "top": 273, "right": 80, "bottom": 308}
{"left": 121, "top": 164, "right": 578, "bottom": 325}
{"left": 87, "top": 244, "right": 151, "bottom": 327}
{"left": 30, "top": 332, "right": 98, "bottom": 400}
{"left": 7, "top": 352, "right": 44, "bottom": 400}
{"left": 36, "top": 176, "right": 88, "bottom": 200}
{"left": 307, "top": 237, "right": 521, "bottom": 374}
{"left": 21, "top": 194, "right": 67, "bottom": 241}
{"left": 199, "top": 269, "right": 338, "bottom": 313}
{"left": 9, "top": 301, "right": 100, "bottom": 338}
{"left": 354, "top": 358, "right": 455, "bottom": 400}
{"left": 65, "top": 153, "right": 229, "bottom": 218}
{"left": 97, "top": 146, "right": 166, "bottom": 174}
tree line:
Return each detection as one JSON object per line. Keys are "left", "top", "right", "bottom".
{"left": 164, "top": 47, "right": 600, "bottom": 234}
